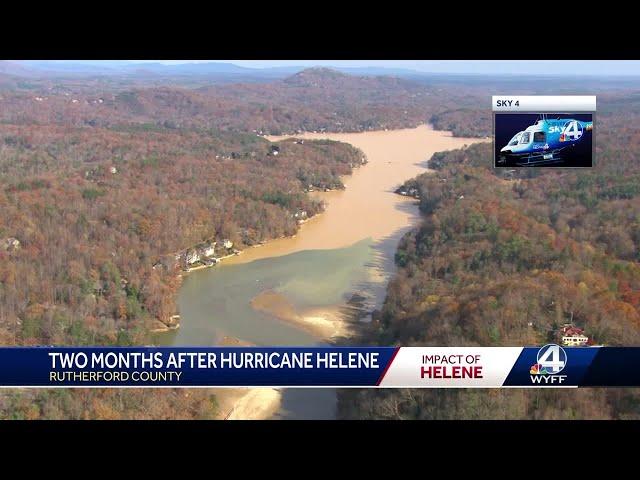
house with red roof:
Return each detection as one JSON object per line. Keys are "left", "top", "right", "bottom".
{"left": 560, "top": 324, "right": 589, "bottom": 346}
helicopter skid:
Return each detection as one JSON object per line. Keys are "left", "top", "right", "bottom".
{"left": 515, "top": 157, "right": 563, "bottom": 166}
{"left": 499, "top": 149, "right": 565, "bottom": 166}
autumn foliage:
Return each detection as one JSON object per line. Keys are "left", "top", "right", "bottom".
{"left": 340, "top": 103, "right": 640, "bottom": 419}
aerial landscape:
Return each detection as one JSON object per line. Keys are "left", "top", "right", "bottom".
{"left": 1, "top": 60, "right": 640, "bottom": 419}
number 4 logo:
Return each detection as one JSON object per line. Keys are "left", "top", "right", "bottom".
{"left": 537, "top": 344, "right": 567, "bottom": 374}
{"left": 562, "top": 121, "right": 583, "bottom": 141}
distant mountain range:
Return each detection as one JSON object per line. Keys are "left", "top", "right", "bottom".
{"left": 0, "top": 60, "right": 291, "bottom": 78}
{"left": 2, "top": 62, "right": 639, "bottom": 91}
{"left": 0, "top": 60, "right": 480, "bottom": 80}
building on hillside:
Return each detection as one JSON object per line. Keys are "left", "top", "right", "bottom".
{"left": 185, "top": 249, "right": 200, "bottom": 265}
{"left": 201, "top": 241, "right": 216, "bottom": 257}
{"left": 222, "top": 239, "right": 233, "bottom": 249}
{"left": 560, "top": 324, "right": 589, "bottom": 346}
{"left": 1, "top": 237, "right": 21, "bottom": 251}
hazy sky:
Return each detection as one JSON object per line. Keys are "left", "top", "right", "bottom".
{"left": 38, "top": 60, "right": 640, "bottom": 76}
{"left": 136, "top": 60, "right": 640, "bottom": 75}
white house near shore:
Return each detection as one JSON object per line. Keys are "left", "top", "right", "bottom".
{"left": 185, "top": 250, "right": 200, "bottom": 265}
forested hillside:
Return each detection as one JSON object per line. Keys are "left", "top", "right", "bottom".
{"left": 0, "top": 103, "right": 362, "bottom": 418}
{"left": 0, "top": 68, "right": 491, "bottom": 137}
{"left": 339, "top": 101, "right": 640, "bottom": 419}
{"left": 0, "top": 125, "right": 362, "bottom": 346}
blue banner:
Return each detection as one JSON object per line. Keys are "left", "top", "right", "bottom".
{"left": 503, "top": 346, "right": 600, "bottom": 387}
{"left": 0, "top": 347, "right": 396, "bottom": 387}
{"left": 0, "top": 345, "right": 638, "bottom": 388}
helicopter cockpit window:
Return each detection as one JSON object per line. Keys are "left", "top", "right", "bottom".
{"left": 508, "top": 133, "right": 522, "bottom": 146}
{"left": 533, "top": 131, "right": 545, "bottom": 143}
{"left": 520, "top": 132, "right": 531, "bottom": 144}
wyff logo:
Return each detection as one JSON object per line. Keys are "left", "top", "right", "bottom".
{"left": 529, "top": 344, "right": 568, "bottom": 384}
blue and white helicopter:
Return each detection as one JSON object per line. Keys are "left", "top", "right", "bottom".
{"left": 498, "top": 115, "right": 593, "bottom": 165}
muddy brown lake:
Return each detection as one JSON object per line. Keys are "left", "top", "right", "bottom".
{"left": 169, "top": 125, "right": 485, "bottom": 419}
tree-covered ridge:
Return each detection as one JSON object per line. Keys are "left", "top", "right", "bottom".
{"left": 0, "top": 68, "right": 492, "bottom": 137}
{"left": 0, "top": 121, "right": 363, "bottom": 419}
{"left": 0, "top": 388, "right": 219, "bottom": 420}
{"left": 429, "top": 109, "right": 491, "bottom": 138}
{"left": 0, "top": 124, "right": 363, "bottom": 347}
{"left": 339, "top": 105, "right": 640, "bottom": 419}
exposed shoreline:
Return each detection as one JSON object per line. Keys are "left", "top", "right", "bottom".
{"left": 251, "top": 290, "right": 351, "bottom": 339}
{"left": 172, "top": 124, "right": 488, "bottom": 420}
{"left": 210, "top": 336, "right": 284, "bottom": 420}
{"left": 223, "top": 388, "right": 282, "bottom": 420}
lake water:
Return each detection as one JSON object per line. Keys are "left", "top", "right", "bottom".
{"left": 170, "top": 125, "right": 485, "bottom": 419}
{"left": 174, "top": 238, "right": 374, "bottom": 346}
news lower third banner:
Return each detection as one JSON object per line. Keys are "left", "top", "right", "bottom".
{"left": 1, "top": 345, "right": 639, "bottom": 388}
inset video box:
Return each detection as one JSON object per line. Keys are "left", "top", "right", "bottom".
{"left": 492, "top": 95, "right": 596, "bottom": 168}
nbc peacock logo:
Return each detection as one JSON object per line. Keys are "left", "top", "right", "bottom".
{"left": 529, "top": 363, "right": 549, "bottom": 375}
